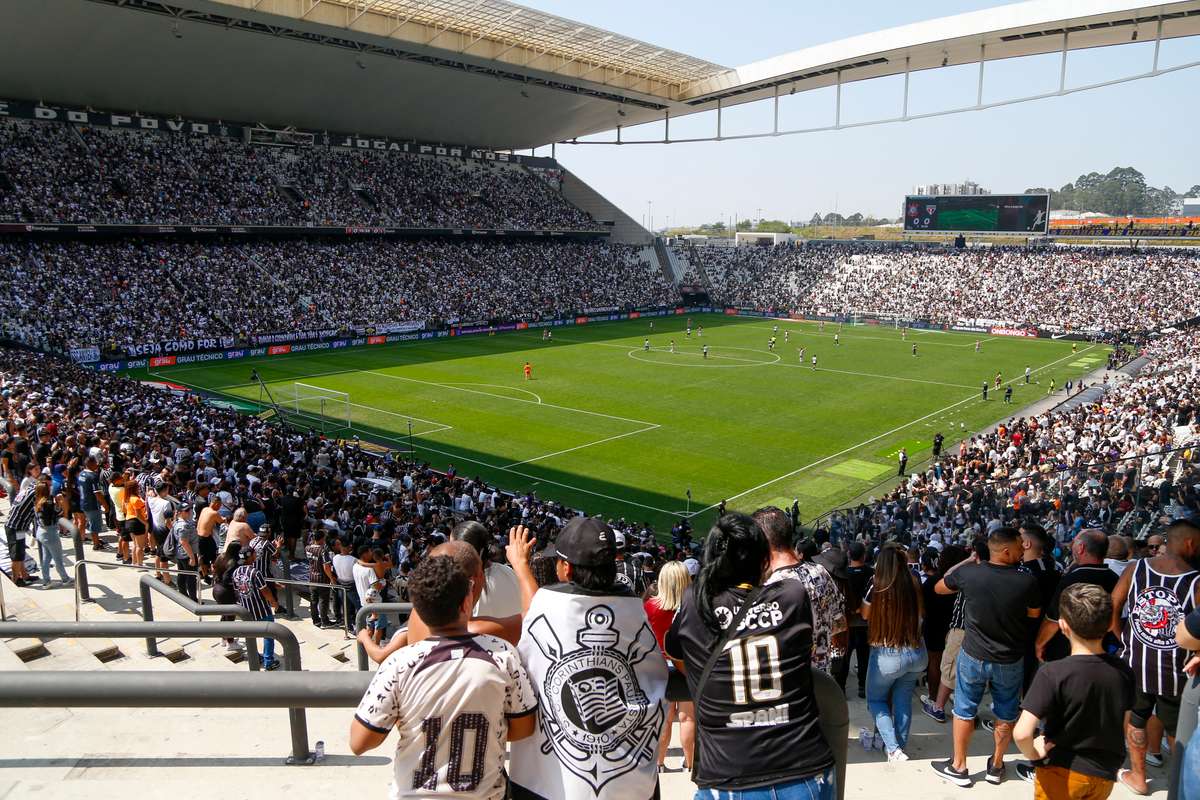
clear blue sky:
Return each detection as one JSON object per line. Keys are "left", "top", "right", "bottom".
{"left": 527, "top": 0, "right": 1200, "bottom": 227}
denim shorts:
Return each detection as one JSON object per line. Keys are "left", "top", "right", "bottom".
{"left": 696, "top": 767, "right": 835, "bottom": 800}
{"left": 953, "top": 649, "right": 1023, "bottom": 723}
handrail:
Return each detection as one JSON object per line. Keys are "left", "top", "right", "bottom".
{"left": 138, "top": 573, "right": 260, "bottom": 670}
{"left": 0, "top": 569, "right": 6, "bottom": 621}
{"left": 267, "top": 576, "right": 350, "bottom": 638}
{"left": 353, "top": 602, "right": 413, "bottom": 670}
{"left": 73, "top": 559, "right": 200, "bottom": 622}
{"left": 0, "top": 620, "right": 312, "bottom": 764}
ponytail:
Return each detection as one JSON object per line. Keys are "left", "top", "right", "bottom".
{"left": 693, "top": 512, "right": 768, "bottom": 633}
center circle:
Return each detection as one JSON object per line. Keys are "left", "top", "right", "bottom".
{"left": 627, "top": 345, "right": 781, "bottom": 368}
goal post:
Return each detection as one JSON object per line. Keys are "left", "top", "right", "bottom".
{"left": 275, "top": 382, "right": 352, "bottom": 434}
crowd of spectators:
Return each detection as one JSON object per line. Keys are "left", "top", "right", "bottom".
{"left": 696, "top": 242, "right": 1200, "bottom": 333}
{"left": 0, "top": 237, "right": 671, "bottom": 355}
{"left": 0, "top": 118, "right": 596, "bottom": 230}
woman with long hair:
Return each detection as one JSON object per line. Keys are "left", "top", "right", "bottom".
{"left": 644, "top": 561, "right": 694, "bottom": 771}
{"left": 212, "top": 542, "right": 243, "bottom": 653}
{"left": 862, "top": 543, "right": 927, "bottom": 762}
{"left": 123, "top": 479, "right": 148, "bottom": 566}
{"left": 922, "top": 544, "right": 966, "bottom": 714}
{"left": 665, "top": 513, "right": 835, "bottom": 798}
{"left": 34, "top": 480, "right": 70, "bottom": 586}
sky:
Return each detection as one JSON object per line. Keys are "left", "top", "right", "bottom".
{"left": 522, "top": 0, "right": 1200, "bottom": 227}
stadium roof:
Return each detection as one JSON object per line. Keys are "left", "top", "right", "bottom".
{"left": 0, "top": 0, "right": 1197, "bottom": 150}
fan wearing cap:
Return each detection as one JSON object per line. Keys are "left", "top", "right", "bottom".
{"left": 506, "top": 518, "right": 668, "bottom": 800}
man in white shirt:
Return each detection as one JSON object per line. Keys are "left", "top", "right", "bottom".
{"left": 350, "top": 555, "right": 537, "bottom": 800}
{"left": 451, "top": 521, "right": 521, "bottom": 618}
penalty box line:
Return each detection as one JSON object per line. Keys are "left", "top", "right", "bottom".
{"left": 691, "top": 344, "right": 1100, "bottom": 517}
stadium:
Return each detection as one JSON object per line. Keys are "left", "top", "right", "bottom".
{"left": 1, "top": 0, "right": 1199, "bottom": 799}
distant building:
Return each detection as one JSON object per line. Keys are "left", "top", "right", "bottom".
{"left": 1184, "top": 198, "right": 1200, "bottom": 215}
{"left": 913, "top": 181, "right": 991, "bottom": 196}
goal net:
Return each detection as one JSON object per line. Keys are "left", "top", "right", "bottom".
{"left": 272, "top": 382, "right": 352, "bottom": 434}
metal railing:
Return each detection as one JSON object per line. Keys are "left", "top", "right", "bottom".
{"left": 0, "top": 620, "right": 315, "bottom": 764}
{"left": 267, "top": 576, "right": 350, "bottom": 637}
{"left": 0, "top": 570, "right": 6, "bottom": 621}
{"left": 138, "top": 573, "right": 261, "bottom": 670}
{"left": 352, "top": 602, "right": 413, "bottom": 670}
{"left": 73, "top": 559, "right": 200, "bottom": 621}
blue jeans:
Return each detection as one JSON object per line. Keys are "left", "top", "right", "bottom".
{"left": 695, "top": 767, "right": 835, "bottom": 800}
{"left": 866, "top": 645, "right": 927, "bottom": 753}
{"left": 36, "top": 523, "right": 70, "bottom": 583}
{"left": 84, "top": 508, "right": 104, "bottom": 535}
{"left": 262, "top": 612, "right": 276, "bottom": 666}
{"left": 953, "top": 649, "right": 1023, "bottom": 723}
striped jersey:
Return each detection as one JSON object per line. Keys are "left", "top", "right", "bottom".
{"left": 1120, "top": 559, "right": 1200, "bottom": 696}
{"left": 355, "top": 634, "right": 537, "bottom": 800}
{"left": 231, "top": 564, "right": 273, "bottom": 620}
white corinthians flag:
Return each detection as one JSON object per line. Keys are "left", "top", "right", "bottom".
{"left": 512, "top": 586, "right": 667, "bottom": 799}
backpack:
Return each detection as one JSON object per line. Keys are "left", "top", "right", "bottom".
{"left": 162, "top": 524, "right": 180, "bottom": 562}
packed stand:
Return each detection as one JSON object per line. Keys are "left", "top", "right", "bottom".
{"left": 0, "top": 117, "right": 597, "bottom": 230}
{"left": 0, "top": 237, "right": 674, "bottom": 355}
{"left": 695, "top": 241, "right": 1200, "bottom": 333}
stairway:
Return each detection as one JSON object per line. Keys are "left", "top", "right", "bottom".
{"left": 556, "top": 166, "right": 652, "bottom": 245}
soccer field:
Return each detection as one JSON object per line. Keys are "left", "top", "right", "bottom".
{"left": 127, "top": 314, "right": 1109, "bottom": 531}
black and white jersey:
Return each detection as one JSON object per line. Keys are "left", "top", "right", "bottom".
{"left": 614, "top": 559, "right": 643, "bottom": 595}
{"left": 356, "top": 634, "right": 537, "bottom": 800}
{"left": 666, "top": 580, "right": 834, "bottom": 790}
{"left": 231, "top": 564, "right": 272, "bottom": 621}
{"left": 1120, "top": 559, "right": 1200, "bottom": 696}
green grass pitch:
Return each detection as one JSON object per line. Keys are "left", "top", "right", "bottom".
{"left": 126, "top": 314, "right": 1108, "bottom": 533}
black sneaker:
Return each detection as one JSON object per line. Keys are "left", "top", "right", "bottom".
{"left": 1015, "top": 763, "right": 1036, "bottom": 784}
{"left": 264, "top": 660, "right": 281, "bottom": 671}
{"left": 986, "top": 760, "right": 1005, "bottom": 784}
{"left": 934, "top": 760, "right": 972, "bottom": 788}
{"left": 981, "top": 719, "right": 996, "bottom": 733}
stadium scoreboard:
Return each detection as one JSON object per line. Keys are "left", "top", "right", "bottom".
{"left": 903, "top": 194, "right": 1049, "bottom": 234}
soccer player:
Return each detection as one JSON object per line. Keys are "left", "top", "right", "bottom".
{"left": 686, "top": 325, "right": 692, "bottom": 339}
{"left": 772, "top": 324, "right": 778, "bottom": 334}
{"left": 1025, "top": 365, "right": 1031, "bottom": 384}
{"left": 643, "top": 338, "right": 650, "bottom": 351}
{"left": 768, "top": 336, "right": 776, "bottom": 351}
{"left": 349, "top": 555, "right": 538, "bottom": 798}
{"left": 697, "top": 325, "right": 703, "bottom": 337}
{"left": 1048, "top": 377, "right": 1056, "bottom": 395}
{"left": 523, "top": 362, "right": 532, "bottom": 381}
{"left": 982, "top": 382, "right": 989, "bottom": 401}
{"left": 669, "top": 339, "right": 676, "bottom": 353}
{"left": 649, "top": 321, "right": 654, "bottom": 332}
{"left": 834, "top": 333, "right": 840, "bottom": 346}
{"left": 1004, "top": 386, "right": 1013, "bottom": 404}
{"left": 975, "top": 339, "right": 981, "bottom": 353}
{"left": 912, "top": 343, "right": 918, "bottom": 358}
{"left": 546, "top": 330, "right": 552, "bottom": 342}
{"left": 784, "top": 330, "right": 790, "bottom": 343}
{"left": 995, "top": 371, "right": 1002, "bottom": 389}
{"left": 702, "top": 344, "right": 709, "bottom": 359}
{"left": 1072, "top": 342, "right": 1078, "bottom": 353}
{"left": 819, "top": 321, "right": 825, "bottom": 333}
{"left": 798, "top": 346, "right": 806, "bottom": 363}
{"left": 902, "top": 327, "right": 907, "bottom": 340}
{"left": 811, "top": 354, "right": 818, "bottom": 370}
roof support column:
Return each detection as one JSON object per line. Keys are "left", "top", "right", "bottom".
{"left": 976, "top": 43, "right": 986, "bottom": 106}
{"left": 716, "top": 98, "right": 722, "bottom": 140}
{"left": 664, "top": 110, "right": 670, "bottom": 143}
{"left": 902, "top": 57, "right": 910, "bottom": 119}
{"left": 773, "top": 84, "right": 779, "bottom": 135}
{"left": 835, "top": 70, "right": 842, "bottom": 128}
{"left": 1152, "top": 17, "right": 1163, "bottom": 71}
{"left": 1059, "top": 31, "right": 1069, "bottom": 92}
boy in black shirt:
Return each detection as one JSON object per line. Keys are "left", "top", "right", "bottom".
{"left": 1014, "top": 583, "right": 1132, "bottom": 799}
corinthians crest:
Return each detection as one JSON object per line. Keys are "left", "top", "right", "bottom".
{"left": 527, "top": 603, "right": 664, "bottom": 793}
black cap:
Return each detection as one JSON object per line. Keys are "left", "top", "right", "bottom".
{"left": 545, "top": 516, "right": 617, "bottom": 568}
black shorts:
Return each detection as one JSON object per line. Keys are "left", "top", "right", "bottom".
{"left": 1131, "top": 686, "right": 1182, "bottom": 735}
{"left": 124, "top": 518, "right": 146, "bottom": 538}
{"left": 117, "top": 519, "right": 132, "bottom": 541}
{"left": 198, "top": 535, "right": 218, "bottom": 566}
{"left": 5, "top": 531, "right": 26, "bottom": 562}
{"left": 150, "top": 527, "right": 169, "bottom": 555}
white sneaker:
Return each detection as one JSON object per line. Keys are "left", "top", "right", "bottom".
{"left": 888, "top": 749, "right": 909, "bottom": 763}
{"left": 225, "top": 640, "right": 244, "bottom": 652}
